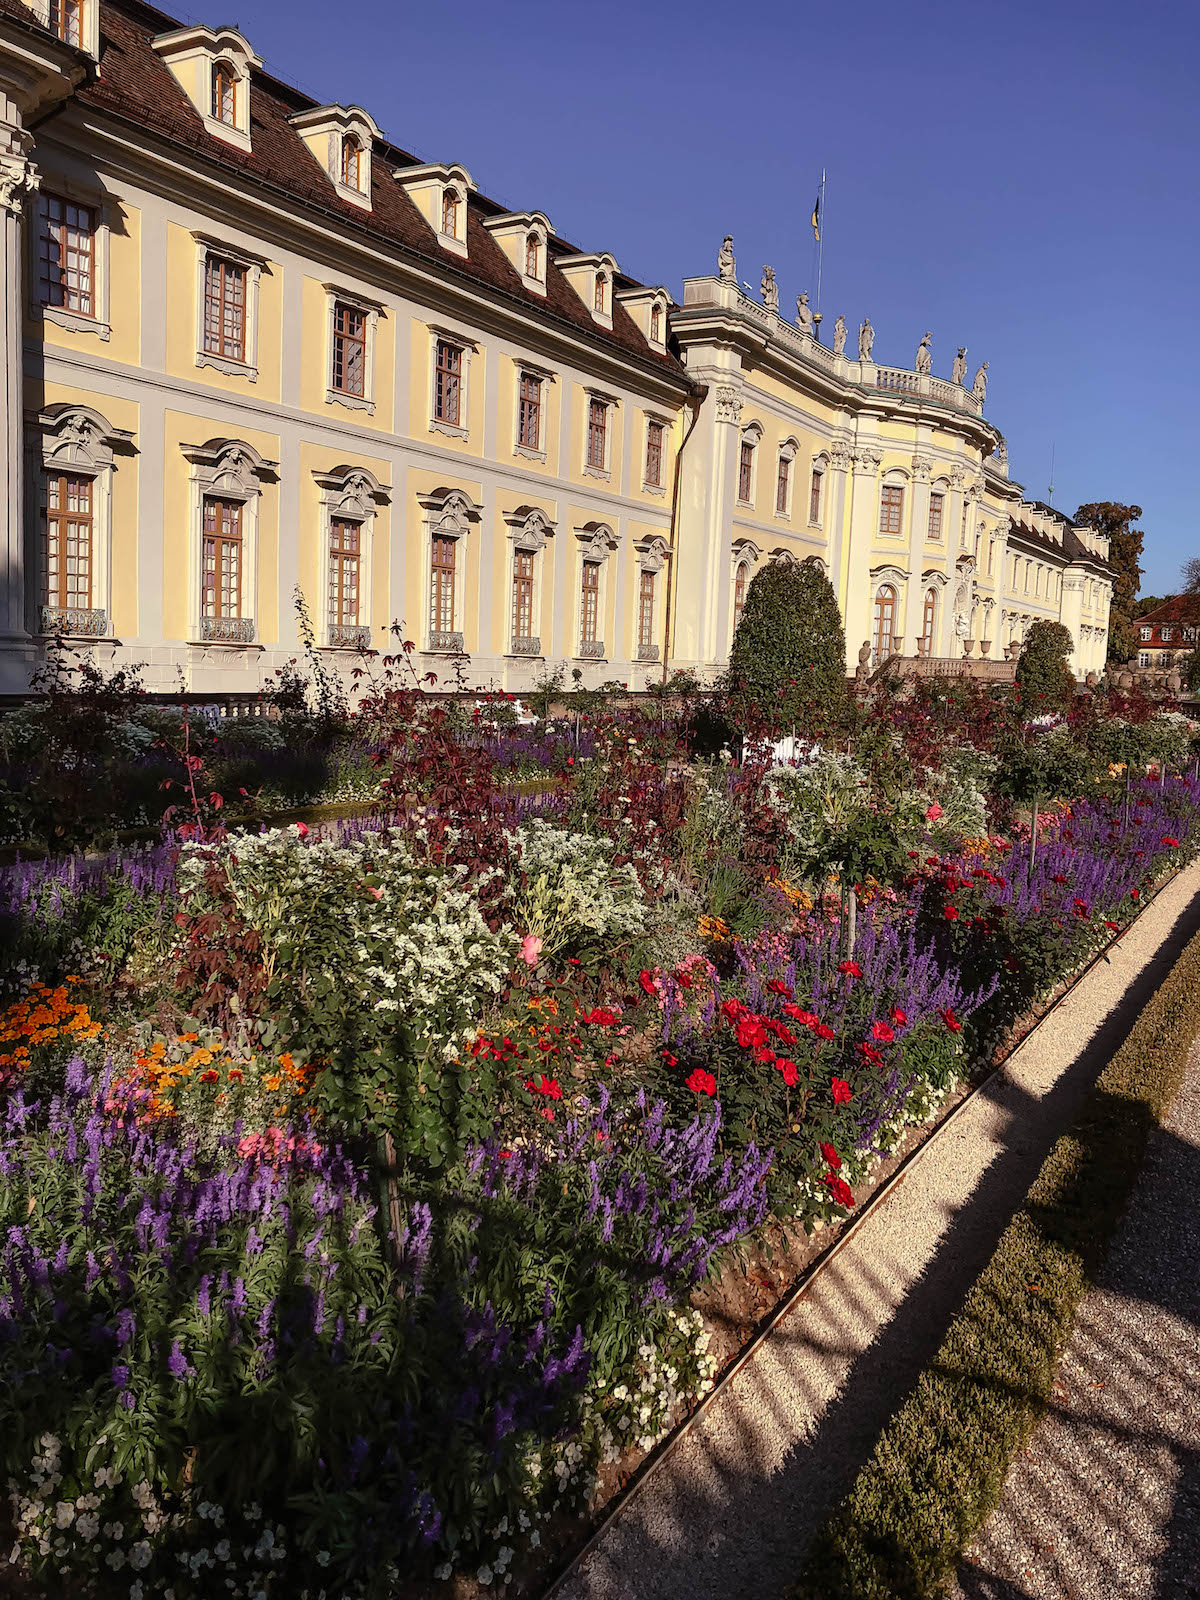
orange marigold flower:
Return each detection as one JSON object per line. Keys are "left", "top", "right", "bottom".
{"left": 199, "top": 1069, "right": 219, "bottom": 1085}
{"left": 264, "top": 1074, "right": 283, "bottom": 1091}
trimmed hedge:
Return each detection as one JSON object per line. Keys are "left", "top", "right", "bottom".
{"left": 791, "top": 908, "right": 1200, "bottom": 1600}
{"left": 728, "top": 559, "right": 847, "bottom": 730}
{"left": 1015, "top": 619, "right": 1075, "bottom": 713}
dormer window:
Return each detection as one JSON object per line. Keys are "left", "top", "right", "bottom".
{"left": 341, "top": 135, "right": 363, "bottom": 192}
{"left": 393, "top": 163, "right": 473, "bottom": 257}
{"left": 594, "top": 272, "right": 607, "bottom": 313}
{"left": 614, "top": 283, "right": 672, "bottom": 347}
{"left": 212, "top": 62, "right": 237, "bottom": 125}
{"left": 50, "top": 0, "right": 82, "bottom": 45}
{"left": 650, "top": 303, "right": 662, "bottom": 342}
{"left": 441, "top": 189, "right": 458, "bottom": 237}
{"left": 525, "top": 234, "right": 541, "bottom": 280}
{"left": 290, "top": 105, "right": 381, "bottom": 210}
{"left": 153, "top": 25, "right": 261, "bottom": 152}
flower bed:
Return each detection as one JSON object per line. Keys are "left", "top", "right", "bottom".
{"left": 1, "top": 668, "right": 1199, "bottom": 1597}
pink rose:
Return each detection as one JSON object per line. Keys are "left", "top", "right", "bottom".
{"left": 295, "top": 822, "right": 310, "bottom": 838}
{"left": 925, "top": 804, "right": 943, "bottom": 822}
{"left": 520, "top": 934, "right": 543, "bottom": 967}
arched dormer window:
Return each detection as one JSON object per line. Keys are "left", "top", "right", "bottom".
{"left": 442, "top": 188, "right": 459, "bottom": 238}
{"left": 650, "top": 303, "right": 662, "bottom": 343}
{"left": 212, "top": 61, "right": 237, "bottom": 125}
{"left": 525, "top": 233, "right": 541, "bottom": 280}
{"left": 341, "top": 135, "right": 363, "bottom": 192}
{"left": 594, "top": 272, "right": 608, "bottom": 313}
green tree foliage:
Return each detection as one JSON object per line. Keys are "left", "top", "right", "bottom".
{"left": 1135, "top": 594, "right": 1173, "bottom": 617}
{"left": 728, "top": 559, "right": 847, "bottom": 731}
{"left": 1075, "top": 501, "right": 1144, "bottom": 663}
{"left": 1015, "top": 620, "right": 1075, "bottom": 714}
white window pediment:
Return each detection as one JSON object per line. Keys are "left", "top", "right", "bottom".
{"left": 504, "top": 505, "right": 556, "bottom": 551}
{"left": 418, "top": 486, "right": 482, "bottom": 539}
{"left": 290, "top": 104, "right": 383, "bottom": 210}
{"left": 183, "top": 437, "right": 277, "bottom": 499}
{"left": 635, "top": 535, "right": 669, "bottom": 574}
{"left": 870, "top": 562, "right": 910, "bottom": 587}
{"left": 313, "top": 464, "right": 390, "bottom": 521}
{"left": 802, "top": 554, "right": 829, "bottom": 576}
{"left": 152, "top": 25, "right": 261, "bottom": 152}
{"left": 35, "top": 403, "right": 134, "bottom": 472}
{"left": 576, "top": 521, "right": 618, "bottom": 562}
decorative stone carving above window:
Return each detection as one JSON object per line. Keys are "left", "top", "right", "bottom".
{"left": 556, "top": 251, "right": 618, "bottom": 328}
{"left": 152, "top": 25, "right": 261, "bottom": 152}
{"left": 482, "top": 210, "right": 553, "bottom": 296}
{"left": 394, "top": 162, "right": 475, "bottom": 257}
{"left": 312, "top": 464, "right": 390, "bottom": 521}
{"left": 34, "top": 403, "right": 134, "bottom": 474}
{"left": 290, "top": 105, "right": 383, "bottom": 210}
{"left": 504, "top": 505, "right": 555, "bottom": 552}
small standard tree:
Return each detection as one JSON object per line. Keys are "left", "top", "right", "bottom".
{"left": 728, "top": 559, "right": 847, "bottom": 731}
{"left": 1015, "top": 620, "right": 1075, "bottom": 714}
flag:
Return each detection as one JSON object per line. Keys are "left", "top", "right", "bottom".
{"left": 811, "top": 193, "right": 821, "bottom": 242}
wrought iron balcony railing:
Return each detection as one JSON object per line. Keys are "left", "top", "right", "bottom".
{"left": 428, "top": 630, "right": 465, "bottom": 653}
{"left": 328, "top": 624, "right": 372, "bottom": 650}
{"left": 199, "top": 616, "right": 256, "bottom": 644}
{"left": 39, "top": 606, "right": 108, "bottom": 637}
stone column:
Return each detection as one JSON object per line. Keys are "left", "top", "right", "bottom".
{"left": 843, "top": 445, "right": 882, "bottom": 667}
{"left": 0, "top": 100, "right": 37, "bottom": 692}
{"left": 948, "top": 464, "right": 966, "bottom": 556}
{"left": 910, "top": 453, "right": 932, "bottom": 566}
{"left": 1059, "top": 569, "right": 1085, "bottom": 676}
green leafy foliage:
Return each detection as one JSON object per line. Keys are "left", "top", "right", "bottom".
{"left": 729, "top": 561, "right": 848, "bottom": 732}
{"left": 1015, "top": 620, "right": 1076, "bottom": 713}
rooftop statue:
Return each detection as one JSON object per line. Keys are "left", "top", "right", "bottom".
{"left": 718, "top": 235, "right": 736, "bottom": 282}
{"left": 761, "top": 265, "right": 778, "bottom": 312}
{"left": 795, "top": 290, "right": 814, "bottom": 335}
{"left": 915, "top": 331, "right": 933, "bottom": 375}
{"left": 858, "top": 317, "right": 875, "bottom": 361}
{"left": 973, "top": 361, "right": 989, "bottom": 402}
{"left": 951, "top": 346, "right": 967, "bottom": 385}
{"left": 832, "top": 314, "right": 846, "bottom": 354}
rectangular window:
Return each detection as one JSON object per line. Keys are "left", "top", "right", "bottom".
{"left": 42, "top": 472, "right": 93, "bottom": 610}
{"left": 512, "top": 548, "right": 535, "bottom": 640}
{"left": 738, "top": 440, "right": 754, "bottom": 502}
{"left": 430, "top": 535, "right": 456, "bottom": 636}
{"left": 525, "top": 235, "right": 540, "bottom": 279}
{"left": 331, "top": 301, "right": 366, "bottom": 396}
{"left": 50, "top": 0, "right": 82, "bottom": 46}
{"left": 927, "top": 491, "right": 944, "bottom": 539}
{"left": 733, "top": 562, "right": 748, "bottom": 632}
{"left": 638, "top": 569, "right": 656, "bottom": 650}
{"left": 38, "top": 194, "right": 95, "bottom": 316}
{"left": 587, "top": 398, "right": 607, "bottom": 470}
{"left": 434, "top": 340, "right": 462, "bottom": 425}
{"left": 517, "top": 372, "right": 541, "bottom": 450}
{"left": 809, "top": 468, "right": 823, "bottom": 524}
{"left": 203, "top": 255, "right": 247, "bottom": 362}
{"left": 580, "top": 559, "right": 600, "bottom": 644}
{"left": 645, "top": 420, "right": 664, "bottom": 487}
{"left": 441, "top": 189, "right": 458, "bottom": 236}
{"left": 328, "top": 519, "right": 361, "bottom": 629}
{"left": 776, "top": 454, "right": 791, "bottom": 515}
{"left": 201, "top": 497, "right": 243, "bottom": 620}
{"left": 212, "top": 64, "right": 237, "bottom": 125}
{"left": 879, "top": 484, "right": 904, "bottom": 534}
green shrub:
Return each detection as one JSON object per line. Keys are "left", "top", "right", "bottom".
{"left": 1015, "top": 620, "right": 1075, "bottom": 713}
{"left": 729, "top": 561, "right": 848, "bottom": 731}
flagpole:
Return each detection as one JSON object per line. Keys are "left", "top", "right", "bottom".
{"left": 814, "top": 167, "right": 826, "bottom": 322}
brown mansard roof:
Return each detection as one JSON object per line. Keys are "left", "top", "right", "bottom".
{"left": 1135, "top": 594, "right": 1200, "bottom": 631}
{"left": 11, "top": 0, "right": 687, "bottom": 384}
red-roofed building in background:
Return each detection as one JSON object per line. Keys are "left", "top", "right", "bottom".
{"left": 1135, "top": 595, "right": 1200, "bottom": 670}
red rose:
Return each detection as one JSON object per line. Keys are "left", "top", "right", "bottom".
{"left": 720, "top": 999, "right": 747, "bottom": 1023}
{"left": 582, "top": 1008, "right": 619, "bottom": 1026}
{"left": 890, "top": 1007, "right": 908, "bottom": 1027}
{"left": 737, "top": 1017, "right": 768, "bottom": 1050}
{"left": 767, "top": 979, "right": 793, "bottom": 997}
{"left": 661, "top": 1050, "right": 679, "bottom": 1067}
{"left": 814, "top": 1023, "right": 835, "bottom": 1042}
{"left": 941, "top": 1008, "right": 962, "bottom": 1033}
{"left": 831, "top": 1077, "right": 853, "bottom": 1105}
{"left": 639, "top": 970, "right": 658, "bottom": 997}
{"left": 1162, "top": 836, "right": 1180, "bottom": 848}
{"left": 838, "top": 960, "right": 863, "bottom": 979}
{"left": 944, "top": 905, "right": 960, "bottom": 921}
{"left": 783, "top": 1004, "right": 820, "bottom": 1029}
{"left": 776, "top": 1058, "right": 799, "bottom": 1087}
{"left": 686, "top": 1068, "right": 717, "bottom": 1097}
{"left": 824, "top": 1172, "right": 856, "bottom": 1208}
{"left": 871, "top": 1020, "right": 895, "bottom": 1043}
{"left": 1104, "top": 920, "right": 1119, "bottom": 931}
{"left": 858, "top": 1043, "right": 884, "bottom": 1067}
{"left": 819, "top": 1142, "right": 841, "bottom": 1170}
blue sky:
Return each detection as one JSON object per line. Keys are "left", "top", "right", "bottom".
{"left": 224, "top": 0, "right": 1194, "bottom": 593}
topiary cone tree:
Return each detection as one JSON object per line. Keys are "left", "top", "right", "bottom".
{"left": 728, "top": 558, "right": 848, "bottom": 734}
{"left": 1014, "top": 620, "right": 1076, "bottom": 716}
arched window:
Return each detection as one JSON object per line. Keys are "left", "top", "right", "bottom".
{"left": 525, "top": 234, "right": 540, "bottom": 279}
{"left": 873, "top": 584, "right": 896, "bottom": 664}
{"left": 594, "top": 272, "right": 607, "bottom": 312}
{"left": 650, "top": 303, "right": 662, "bottom": 342}
{"left": 808, "top": 463, "right": 825, "bottom": 525}
{"left": 733, "top": 561, "right": 749, "bottom": 634}
{"left": 920, "top": 586, "right": 937, "bottom": 655}
{"left": 441, "top": 188, "right": 458, "bottom": 236}
{"left": 212, "top": 62, "right": 237, "bottom": 126}
{"left": 341, "top": 135, "right": 363, "bottom": 192}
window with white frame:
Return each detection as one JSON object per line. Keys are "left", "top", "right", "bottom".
{"left": 30, "top": 403, "right": 130, "bottom": 637}
{"left": 525, "top": 232, "right": 541, "bottom": 281}
{"left": 733, "top": 560, "right": 749, "bottom": 634}
{"left": 437, "top": 180, "right": 468, "bottom": 251}
{"left": 873, "top": 583, "right": 897, "bottom": 663}
{"left": 580, "top": 560, "right": 600, "bottom": 645}
{"left": 638, "top": 568, "right": 656, "bottom": 652}
{"left": 193, "top": 234, "right": 265, "bottom": 380}
{"left": 737, "top": 428, "right": 760, "bottom": 505}
{"left": 650, "top": 302, "right": 663, "bottom": 343}
{"left": 879, "top": 483, "right": 904, "bottom": 535}
{"left": 183, "top": 439, "right": 274, "bottom": 642}
{"left": 313, "top": 466, "right": 386, "bottom": 648}
{"left": 927, "top": 489, "right": 945, "bottom": 539}
{"left": 504, "top": 507, "right": 552, "bottom": 653}
{"left": 920, "top": 585, "right": 938, "bottom": 654}
{"left": 340, "top": 135, "right": 364, "bottom": 193}
{"left": 517, "top": 370, "right": 543, "bottom": 454}
{"left": 212, "top": 60, "right": 237, "bottom": 126}
{"left": 34, "top": 189, "right": 112, "bottom": 341}
{"left": 644, "top": 418, "right": 665, "bottom": 488}
{"left": 428, "top": 331, "right": 474, "bottom": 436}
{"left": 808, "top": 461, "right": 825, "bottom": 525}
{"left": 634, "top": 538, "right": 667, "bottom": 660}
{"left": 419, "top": 489, "right": 478, "bottom": 650}
{"left": 776, "top": 442, "right": 797, "bottom": 516}
{"left": 585, "top": 395, "right": 612, "bottom": 475}
{"left": 324, "top": 289, "right": 380, "bottom": 412}
{"left": 50, "top": 0, "right": 83, "bottom": 45}
{"left": 575, "top": 525, "right": 615, "bottom": 655}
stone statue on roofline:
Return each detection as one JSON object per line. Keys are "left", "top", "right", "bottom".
{"left": 832, "top": 314, "right": 847, "bottom": 355}
{"left": 761, "top": 265, "right": 779, "bottom": 312}
{"left": 858, "top": 317, "right": 875, "bottom": 361}
{"left": 718, "top": 235, "right": 736, "bottom": 282}
{"left": 973, "top": 362, "right": 989, "bottom": 402}
{"left": 795, "top": 291, "right": 814, "bottom": 334}
{"left": 951, "top": 346, "right": 967, "bottom": 385}
{"left": 915, "top": 331, "right": 933, "bottom": 375}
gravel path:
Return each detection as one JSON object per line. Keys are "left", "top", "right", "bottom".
{"left": 952, "top": 1038, "right": 1200, "bottom": 1600}
{"left": 549, "top": 861, "right": 1200, "bottom": 1600}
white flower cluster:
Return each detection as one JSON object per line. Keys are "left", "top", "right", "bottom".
{"left": 512, "top": 820, "right": 647, "bottom": 963}
{"left": 179, "top": 825, "right": 516, "bottom": 1045}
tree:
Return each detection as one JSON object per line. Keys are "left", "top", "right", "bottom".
{"left": 1015, "top": 620, "right": 1075, "bottom": 713}
{"left": 728, "top": 559, "right": 847, "bottom": 731}
{"left": 1075, "top": 502, "right": 1144, "bottom": 663}
{"left": 1135, "top": 594, "right": 1173, "bottom": 618}
{"left": 1182, "top": 557, "right": 1200, "bottom": 593}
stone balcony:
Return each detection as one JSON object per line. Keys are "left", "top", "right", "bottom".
{"left": 679, "top": 276, "right": 986, "bottom": 419}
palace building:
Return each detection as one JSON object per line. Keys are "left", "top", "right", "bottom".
{"left": 0, "top": 0, "right": 1113, "bottom": 699}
